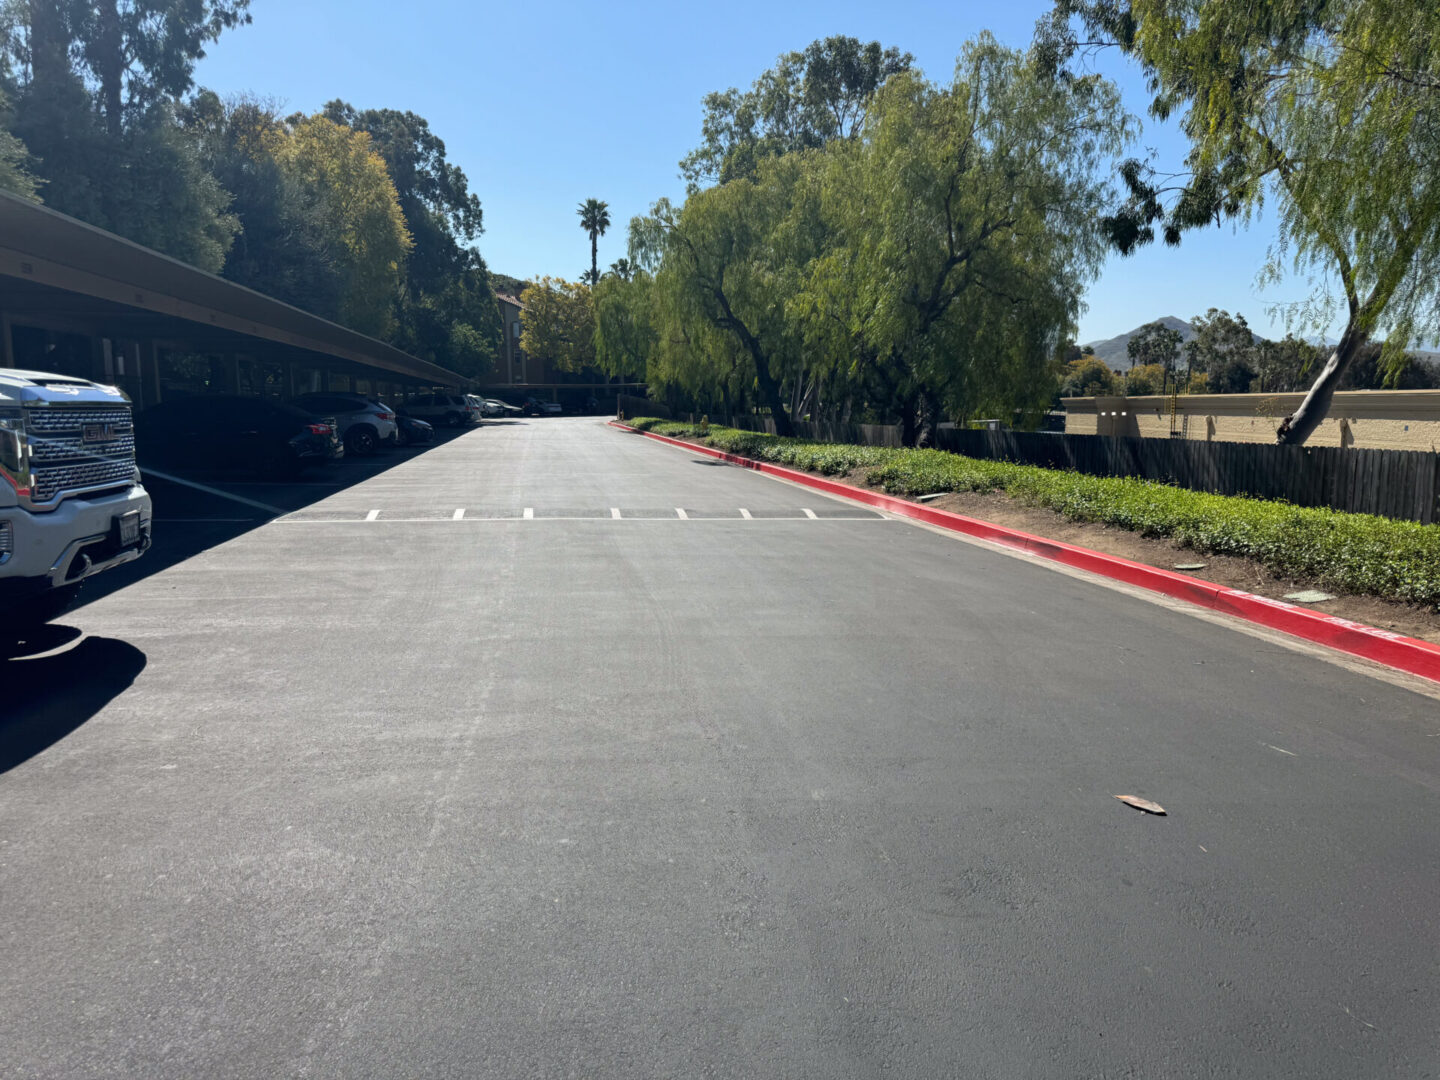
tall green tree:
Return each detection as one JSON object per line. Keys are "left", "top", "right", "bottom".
{"left": 270, "top": 115, "right": 412, "bottom": 338}
{"left": 799, "top": 37, "right": 1130, "bottom": 442}
{"left": 592, "top": 270, "right": 655, "bottom": 380}
{"left": 3, "top": 0, "right": 248, "bottom": 268}
{"left": 184, "top": 92, "right": 344, "bottom": 317}
{"left": 1184, "top": 309, "right": 1255, "bottom": 389}
{"left": 0, "top": 88, "right": 39, "bottom": 198}
{"left": 519, "top": 277, "right": 595, "bottom": 372}
{"left": 1037, "top": 0, "right": 1440, "bottom": 444}
{"left": 1252, "top": 335, "right": 1320, "bottom": 394}
{"left": 1125, "top": 321, "right": 1183, "bottom": 390}
{"left": 679, "top": 35, "right": 913, "bottom": 188}
{"left": 322, "top": 101, "right": 500, "bottom": 376}
{"left": 577, "top": 198, "right": 610, "bottom": 286}
{"left": 633, "top": 153, "right": 818, "bottom": 436}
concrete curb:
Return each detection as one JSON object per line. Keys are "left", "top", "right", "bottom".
{"left": 611, "top": 420, "right": 1440, "bottom": 685}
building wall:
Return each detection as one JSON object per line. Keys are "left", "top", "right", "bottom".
{"left": 1063, "top": 390, "right": 1440, "bottom": 452}
{"left": 494, "top": 295, "right": 529, "bottom": 386}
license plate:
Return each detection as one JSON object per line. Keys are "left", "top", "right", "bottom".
{"left": 115, "top": 510, "right": 141, "bottom": 547}
{"left": 83, "top": 422, "right": 117, "bottom": 443}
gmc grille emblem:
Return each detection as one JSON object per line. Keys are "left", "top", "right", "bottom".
{"left": 82, "top": 422, "right": 118, "bottom": 443}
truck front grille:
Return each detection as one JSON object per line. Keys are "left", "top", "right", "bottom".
{"left": 0, "top": 519, "right": 11, "bottom": 557}
{"left": 23, "top": 405, "right": 137, "bottom": 509}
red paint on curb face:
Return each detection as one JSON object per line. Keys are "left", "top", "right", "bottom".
{"left": 611, "top": 421, "right": 1440, "bottom": 685}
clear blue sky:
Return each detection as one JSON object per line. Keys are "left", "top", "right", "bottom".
{"left": 191, "top": 0, "right": 1317, "bottom": 344}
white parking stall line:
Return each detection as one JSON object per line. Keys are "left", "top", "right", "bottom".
{"left": 739, "top": 508, "right": 753, "bottom": 519}
{"left": 802, "top": 508, "right": 818, "bottom": 519}
{"left": 270, "top": 513, "right": 898, "bottom": 525}
{"left": 523, "top": 507, "right": 534, "bottom": 519}
{"left": 141, "top": 467, "right": 286, "bottom": 515}
{"left": 675, "top": 508, "right": 689, "bottom": 519}
{"left": 365, "top": 509, "right": 381, "bottom": 521}
{"left": 453, "top": 508, "right": 466, "bottom": 520}
{"left": 611, "top": 507, "right": 622, "bottom": 519}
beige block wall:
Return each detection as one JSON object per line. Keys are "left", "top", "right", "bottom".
{"left": 1064, "top": 391, "right": 1440, "bottom": 452}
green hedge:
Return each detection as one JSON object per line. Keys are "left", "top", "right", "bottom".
{"left": 624, "top": 418, "right": 1440, "bottom": 607}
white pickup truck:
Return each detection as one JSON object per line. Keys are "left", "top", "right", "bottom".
{"left": 1, "top": 369, "right": 153, "bottom": 627}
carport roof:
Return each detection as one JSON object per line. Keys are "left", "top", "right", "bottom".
{"left": 0, "top": 191, "right": 466, "bottom": 387}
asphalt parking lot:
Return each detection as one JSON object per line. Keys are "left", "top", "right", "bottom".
{"left": 3, "top": 417, "right": 1439, "bottom": 1079}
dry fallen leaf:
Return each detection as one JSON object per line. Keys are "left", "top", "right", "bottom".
{"left": 1114, "top": 794, "right": 1167, "bottom": 815}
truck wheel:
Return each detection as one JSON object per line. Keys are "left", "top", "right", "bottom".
{"left": 15, "top": 583, "right": 84, "bottom": 629}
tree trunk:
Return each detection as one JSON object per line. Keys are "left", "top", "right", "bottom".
{"left": 753, "top": 360, "right": 794, "bottom": 437}
{"left": 28, "top": 0, "right": 70, "bottom": 90}
{"left": 918, "top": 391, "right": 941, "bottom": 448}
{"left": 590, "top": 233, "right": 598, "bottom": 283}
{"left": 1276, "top": 324, "right": 1366, "bottom": 445}
{"left": 94, "top": 0, "right": 124, "bottom": 137}
{"left": 900, "top": 391, "right": 920, "bottom": 448}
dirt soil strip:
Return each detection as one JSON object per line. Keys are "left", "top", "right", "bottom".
{"left": 612, "top": 422, "right": 1440, "bottom": 684}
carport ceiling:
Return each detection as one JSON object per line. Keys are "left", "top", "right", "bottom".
{"left": 0, "top": 191, "right": 464, "bottom": 387}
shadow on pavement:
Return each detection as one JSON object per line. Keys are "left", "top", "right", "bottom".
{"left": 76, "top": 423, "right": 486, "bottom": 610}
{"left": 0, "top": 629, "right": 147, "bottom": 773}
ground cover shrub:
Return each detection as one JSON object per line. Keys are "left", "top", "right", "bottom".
{"left": 623, "top": 418, "right": 1440, "bottom": 607}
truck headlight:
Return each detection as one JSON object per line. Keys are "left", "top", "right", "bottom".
{"left": 0, "top": 407, "right": 32, "bottom": 492}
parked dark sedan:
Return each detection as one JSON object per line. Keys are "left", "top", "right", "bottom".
{"left": 394, "top": 414, "right": 435, "bottom": 447}
{"left": 136, "top": 395, "right": 343, "bottom": 478}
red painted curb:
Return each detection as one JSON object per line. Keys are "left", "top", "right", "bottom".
{"left": 611, "top": 420, "right": 1440, "bottom": 684}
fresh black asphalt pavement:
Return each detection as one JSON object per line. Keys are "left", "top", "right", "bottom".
{"left": 3, "top": 417, "right": 1438, "bottom": 1078}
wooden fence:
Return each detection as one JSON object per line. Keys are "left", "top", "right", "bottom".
{"left": 618, "top": 393, "right": 668, "bottom": 420}
{"left": 716, "top": 416, "right": 1440, "bottom": 524}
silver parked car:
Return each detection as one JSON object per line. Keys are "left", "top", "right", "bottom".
{"left": 403, "top": 392, "right": 481, "bottom": 427}
{"left": 482, "top": 397, "right": 523, "bottom": 418}
{"left": 292, "top": 392, "right": 398, "bottom": 456}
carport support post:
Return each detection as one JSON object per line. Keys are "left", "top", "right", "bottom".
{"left": 219, "top": 354, "right": 240, "bottom": 393}
{"left": 144, "top": 343, "right": 162, "bottom": 404}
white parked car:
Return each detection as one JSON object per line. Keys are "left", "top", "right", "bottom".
{"left": 292, "top": 392, "right": 397, "bottom": 455}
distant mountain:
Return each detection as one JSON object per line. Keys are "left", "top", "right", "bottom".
{"left": 1083, "top": 317, "right": 1197, "bottom": 368}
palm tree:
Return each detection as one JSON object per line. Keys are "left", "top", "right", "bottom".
{"left": 577, "top": 198, "right": 610, "bottom": 285}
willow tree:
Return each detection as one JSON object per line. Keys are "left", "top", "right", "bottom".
{"left": 801, "top": 35, "right": 1130, "bottom": 443}
{"left": 592, "top": 270, "right": 656, "bottom": 381}
{"left": 631, "top": 152, "right": 824, "bottom": 436}
{"left": 1038, "top": 0, "right": 1440, "bottom": 444}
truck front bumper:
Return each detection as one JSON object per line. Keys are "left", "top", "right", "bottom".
{"left": 0, "top": 485, "right": 153, "bottom": 603}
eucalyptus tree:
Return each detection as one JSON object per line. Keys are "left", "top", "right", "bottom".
{"left": 322, "top": 101, "right": 500, "bottom": 375}
{"left": 1126, "top": 321, "right": 1183, "bottom": 390}
{"left": 1037, "top": 0, "right": 1440, "bottom": 444}
{"left": 2, "top": 0, "right": 249, "bottom": 268}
